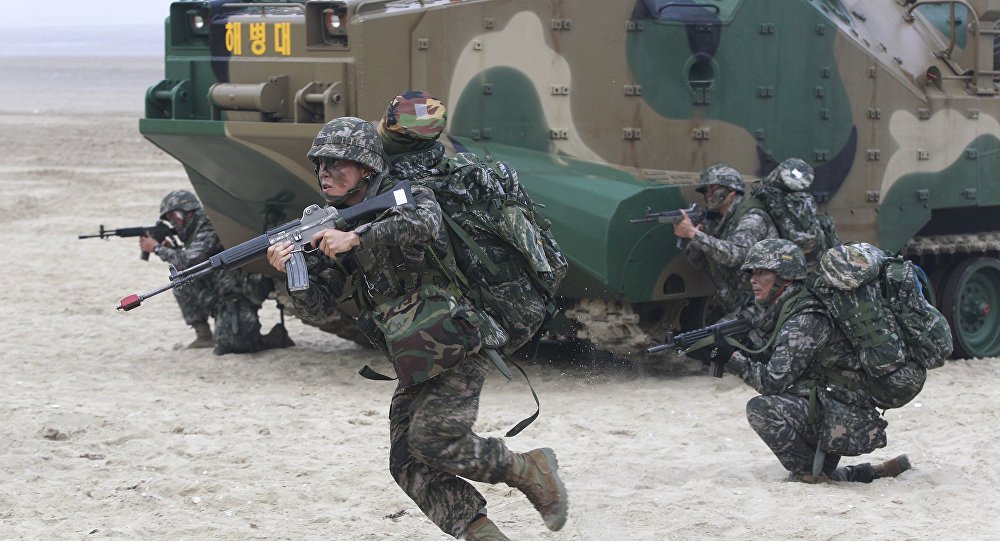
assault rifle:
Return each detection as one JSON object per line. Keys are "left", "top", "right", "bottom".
{"left": 118, "top": 181, "right": 414, "bottom": 312}
{"left": 647, "top": 317, "right": 752, "bottom": 378}
{"left": 79, "top": 221, "right": 178, "bottom": 261}
{"left": 629, "top": 203, "right": 707, "bottom": 249}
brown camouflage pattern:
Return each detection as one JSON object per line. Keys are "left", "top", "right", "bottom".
{"left": 159, "top": 189, "right": 201, "bottom": 218}
{"left": 420, "top": 152, "right": 568, "bottom": 353}
{"left": 749, "top": 163, "right": 838, "bottom": 276}
{"left": 378, "top": 89, "right": 448, "bottom": 155}
{"left": 306, "top": 116, "right": 386, "bottom": 174}
{"left": 818, "top": 243, "right": 883, "bottom": 290}
{"left": 746, "top": 395, "right": 881, "bottom": 482}
{"left": 815, "top": 242, "right": 951, "bottom": 407}
{"left": 388, "top": 353, "right": 513, "bottom": 538}
{"left": 695, "top": 163, "right": 745, "bottom": 195}
{"left": 156, "top": 207, "right": 271, "bottom": 354}
{"left": 376, "top": 285, "right": 483, "bottom": 387}
{"left": 739, "top": 238, "right": 808, "bottom": 280}
{"left": 773, "top": 157, "right": 814, "bottom": 192}
{"left": 727, "top": 281, "right": 889, "bottom": 473}
{"left": 687, "top": 196, "right": 779, "bottom": 314}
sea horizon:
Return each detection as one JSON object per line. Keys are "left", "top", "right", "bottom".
{"left": 0, "top": 24, "right": 164, "bottom": 57}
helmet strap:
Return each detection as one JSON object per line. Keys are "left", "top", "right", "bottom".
{"left": 766, "top": 280, "right": 792, "bottom": 306}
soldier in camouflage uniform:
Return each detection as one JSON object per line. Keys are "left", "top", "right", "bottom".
{"left": 140, "top": 190, "right": 294, "bottom": 355}
{"left": 673, "top": 164, "right": 779, "bottom": 316}
{"left": 265, "top": 115, "right": 567, "bottom": 541}
{"left": 685, "top": 239, "right": 911, "bottom": 483}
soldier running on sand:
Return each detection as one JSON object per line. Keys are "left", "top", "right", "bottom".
{"left": 265, "top": 111, "right": 567, "bottom": 540}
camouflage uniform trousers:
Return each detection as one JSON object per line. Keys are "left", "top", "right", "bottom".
{"left": 388, "top": 352, "right": 513, "bottom": 538}
{"left": 745, "top": 394, "right": 876, "bottom": 482}
{"left": 172, "top": 276, "right": 216, "bottom": 326}
{"left": 173, "top": 278, "right": 264, "bottom": 354}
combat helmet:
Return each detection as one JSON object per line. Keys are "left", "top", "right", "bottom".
{"left": 308, "top": 116, "right": 386, "bottom": 174}
{"left": 774, "top": 158, "right": 814, "bottom": 192}
{"left": 378, "top": 90, "right": 447, "bottom": 155}
{"left": 741, "top": 239, "right": 808, "bottom": 281}
{"left": 160, "top": 189, "right": 201, "bottom": 219}
{"left": 695, "top": 164, "right": 745, "bottom": 195}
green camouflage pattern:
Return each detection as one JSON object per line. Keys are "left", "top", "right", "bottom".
{"left": 815, "top": 242, "right": 951, "bottom": 407}
{"left": 289, "top": 122, "right": 530, "bottom": 539}
{"left": 818, "top": 243, "right": 884, "bottom": 290}
{"left": 740, "top": 238, "right": 807, "bottom": 281}
{"left": 696, "top": 164, "right": 745, "bottom": 195}
{"left": 159, "top": 189, "right": 201, "bottom": 218}
{"left": 388, "top": 353, "right": 514, "bottom": 538}
{"left": 155, "top": 206, "right": 271, "bottom": 354}
{"left": 379, "top": 90, "right": 448, "bottom": 154}
{"left": 745, "top": 395, "right": 882, "bottom": 482}
{"left": 140, "top": 0, "right": 1000, "bottom": 356}
{"left": 421, "top": 152, "right": 568, "bottom": 353}
{"left": 307, "top": 116, "right": 386, "bottom": 173}
{"left": 749, "top": 167, "right": 839, "bottom": 275}
{"left": 687, "top": 195, "right": 778, "bottom": 314}
{"left": 773, "top": 158, "right": 814, "bottom": 192}
{"left": 881, "top": 254, "right": 953, "bottom": 370}
{"left": 729, "top": 282, "right": 888, "bottom": 471}
{"left": 376, "top": 285, "right": 483, "bottom": 387}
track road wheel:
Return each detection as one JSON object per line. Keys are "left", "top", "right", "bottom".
{"left": 940, "top": 257, "right": 1000, "bottom": 359}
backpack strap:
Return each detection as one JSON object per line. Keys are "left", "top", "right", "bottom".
{"left": 731, "top": 289, "right": 814, "bottom": 356}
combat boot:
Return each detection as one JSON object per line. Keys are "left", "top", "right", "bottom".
{"left": 259, "top": 323, "right": 295, "bottom": 351}
{"left": 465, "top": 516, "right": 511, "bottom": 541}
{"left": 187, "top": 322, "right": 213, "bottom": 349}
{"left": 504, "top": 448, "right": 568, "bottom": 531}
{"left": 788, "top": 472, "right": 831, "bottom": 484}
{"left": 873, "top": 454, "right": 911, "bottom": 479}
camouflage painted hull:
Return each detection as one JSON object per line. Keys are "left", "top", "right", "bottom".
{"left": 141, "top": 0, "right": 1000, "bottom": 357}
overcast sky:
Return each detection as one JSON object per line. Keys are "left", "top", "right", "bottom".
{"left": 0, "top": 0, "right": 174, "bottom": 27}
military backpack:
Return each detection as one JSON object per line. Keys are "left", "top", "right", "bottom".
{"left": 746, "top": 169, "right": 839, "bottom": 272}
{"left": 417, "top": 152, "right": 568, "bottom": 355}
{"left": 812, "top": 243, "right": 953, "bottom": 409}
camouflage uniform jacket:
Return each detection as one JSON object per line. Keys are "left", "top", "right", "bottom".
{"left": 686, "top": 195, "right": 778, "bottom": 313}
{"left": 288, "top": 179, "right": 456, "bottom": 327}
{"left": 154, "top": 209, "right": 265, "bottom": 302}
{"left": 154, "top": 208, "right": 220, "bottom": 272}
{"left": 727, "top": 283, "right": 881, "bottom": 425}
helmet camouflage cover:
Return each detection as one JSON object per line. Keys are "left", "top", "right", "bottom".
{"left": 308, "top": 116, "right": 386, "bottom": 173}
{"left": 160, "top": 189, "right": 201, "bottom": 218}
{"left": 741, "top": 239, "right": 808, "bottom": 281}
{"left": 378, "top": 90, "right": 447, "bottom": 154}
{"left": 775, "top": 157, "right": 815, "bottom": 192}
{"left": 819, "top": 243, "right": 885, "bottom": 290}
{"left": 696, "top": 164, "right": 745, "bottom": 195}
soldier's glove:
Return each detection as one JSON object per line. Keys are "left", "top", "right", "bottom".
{"left": 683, "top": 332, "right": 736, "bottom": 378}
{"left": 684, "top": 341, "right": 734, "bottom": 364}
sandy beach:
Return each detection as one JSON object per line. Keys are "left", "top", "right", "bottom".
{"left": 2, "top": 54, "right": 999, "bottom": 540}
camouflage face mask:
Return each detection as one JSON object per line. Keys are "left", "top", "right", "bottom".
{"left": 703, "top": 185, "right": 730, "bottom": 211}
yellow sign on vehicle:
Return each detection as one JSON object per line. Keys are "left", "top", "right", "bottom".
{"left": 225, "top": 22, "right": 291, "bottom": 56}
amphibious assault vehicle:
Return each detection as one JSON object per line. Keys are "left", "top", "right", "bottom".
{"left": 141, "top": 0, "right": 1000, "bottom": 358}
